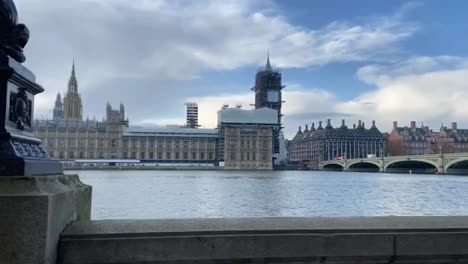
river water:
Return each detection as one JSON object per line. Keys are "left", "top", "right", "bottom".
{"left": 70, "top": 170, "right": 468, "bottom": 220}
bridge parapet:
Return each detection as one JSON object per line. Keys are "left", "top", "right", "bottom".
{"left": 320, "top": 153, "right": 468, "bottom": 174}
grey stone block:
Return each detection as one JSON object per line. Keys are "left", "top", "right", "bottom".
{"left": 0, "top": 174, "right": 92, "bottom": 264}
{"left": 59, "top": 229, "right": 393, "bottom": 263}
{"left": 396, "top": 232, "right": 468, "bottom": 256}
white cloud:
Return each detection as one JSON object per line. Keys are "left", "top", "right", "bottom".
{"left": 282, "top": 86, "right": 336, "bottom": 115}
{"left": 13, "top": 0, "right": 417, "bottom": 122}
{"left": 337, "top": 56, "right": 468, "bottom": 131}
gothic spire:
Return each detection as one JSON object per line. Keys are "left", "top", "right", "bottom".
{"left": 68, "top": 60, "right": 78, "bottom": 94}
{"left": 265, "top": 51, "right": 272, "bottom": 71}
{"left": 72, "top": 60, "right": 75, "bottom": 77}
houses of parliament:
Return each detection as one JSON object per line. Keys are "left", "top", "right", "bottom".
{"left": 33, "top": 62, "right": 218, "bottom": 162}
{"left": 34, "top": 57, "right": 286, "bottom": 170}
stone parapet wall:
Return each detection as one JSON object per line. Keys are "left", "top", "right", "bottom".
{"left": 59, "top": 216, "right": 468, "bottom": 264}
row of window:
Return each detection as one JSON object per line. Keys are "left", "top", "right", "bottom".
{"left": 45, "top": 140, "right": 216, "bottom": 149}
{"left": 50, "top": 151, "right": 216, "bottom": 160}
{"left": 50, "top": 151, "right": 104, "bottom": 159}
{"left": 228, "top": 151, "right": 270, "bottom": 161}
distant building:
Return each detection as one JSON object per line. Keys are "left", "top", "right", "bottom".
{"left": 185, "top": 102, "right": 199, "bottom": 129}
{"left": 288, "top": 120, "right": 385, "bottom": 169}
{"left": 218, "top": 107, "right": 278, "bottom": 170}
{"left": 387, "top": 121, "right": 432, "bottom": 156}
{"left": 34, "top": 103, "right": 128, "bottom": 160}
{"left": 432, "top": 122, "right": 468, "bottom": 154}
{"left": 63, "top": 62, "right": 83, "bottom": 121}
{"left": 121, "top": 126, "right": 218, "bottom": 162}
{"left": 252, "top": 54, "right": 285, "bottom": 157}
{"left": 52, "top": 92, "right": 64, "bottom": 121}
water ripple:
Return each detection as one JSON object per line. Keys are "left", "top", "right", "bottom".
{"left": 70, "top": 170, "right": 468, "bottom": 220}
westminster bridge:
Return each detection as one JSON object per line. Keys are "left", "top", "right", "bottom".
{"left": 320, "top": 153, "right": 468, "bottom": 174}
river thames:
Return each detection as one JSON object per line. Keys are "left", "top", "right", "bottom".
{"left": 71, "top": 170, "right": 468, "bottom": 220}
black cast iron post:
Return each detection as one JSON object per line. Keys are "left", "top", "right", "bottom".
{"left": 0, "top": 0, "right": 63, "bottom": 176}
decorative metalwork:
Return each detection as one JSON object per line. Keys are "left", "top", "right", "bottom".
{"left": 12, "top": 141, "right": 48, "bottom": 159}
{"left": 8, "top": 88, "right": 32, "bottom": 130}
{"left": 0, "top": 0, "right": 29, "bottom": 63}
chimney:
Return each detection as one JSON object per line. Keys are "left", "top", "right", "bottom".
{"left": 298, "top": 126, "right": 302, "bottom": 134}
{"left": 311, "top": 123, "right": 315, "bottom": 130}
{"left": 452, "top": 122, "right": 458, "bottom": 130}
{"left": 362, "top": 122, "right": 366, "bottom": 129}
{"left": 353, "top": 124, "right": 356, "bottom": 129}
{"left": 342, "top": 119, "right": 345, "bottom": 126}
{"left": 304, "top": 124, "right": 309, "bottom": 132}
{"left": 358, "top": 120, "right": 362, "bottom": 128}
{"left": 326, "top": 119, "right": 333, "bottom": 129}
{"left": 318, "top": 121, "right": 323, "bottom": 129}
{"left": 393, "top": 121, "right": 398, "bottom": 129}
{"left": 411, "top": 121, "right": 416, "bottom": 129}
{"left": 372, "top": 120, "right": 376, "bottom": 127}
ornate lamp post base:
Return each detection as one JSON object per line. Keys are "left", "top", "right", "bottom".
{"left": 0, "top": 57, "right": 63, "bottom": 176}
{"left": 0, "top": 0, "right": 63, "bottom": 176}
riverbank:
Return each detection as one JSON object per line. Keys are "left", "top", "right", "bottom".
{"left": 64, "top": 164, "right": 304, "bottom": 171}
{"left": 64, "top": 166, "right": 223, "bottom": 171}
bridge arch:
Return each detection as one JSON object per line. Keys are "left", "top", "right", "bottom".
{"left": 321, "top": 163, "right": 344, "bottom": 171}
{"left": 445, "top": 158, "right": 468, "bottom": 175}
{"left": 385, "top": 159, "right": 439, "bottom": 174}
{"left": 347, "top": 161, "right": 381, "bottom": 173}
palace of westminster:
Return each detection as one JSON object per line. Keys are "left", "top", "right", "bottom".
{"left": 35, "top": 58, "right": 468, "bottom": 170}
{"left": 34, "top": 58, "right": 284, "bottom": 169}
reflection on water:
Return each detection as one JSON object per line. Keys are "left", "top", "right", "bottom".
{"left": 70, "top": 170, "right": 468, "bottom": 220}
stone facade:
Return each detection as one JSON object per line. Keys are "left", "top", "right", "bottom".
{"left": 387, "top": 121, "right": 432, "bottom": 156}
{"left": 218, "top": 107, "right": 277, "bottom": 170}
{"left": 289, "top": 120, "right": 385, "bottom": 169}
{"left": 34, "top": 117, "right": 218, "bottom": 163}
{"left": 432, "top": 122, "right": 468, "bottom": 154}
{"left": 121, "top": 127, "right": 218, "bottom": 162}
{"left": 34, "top": 104, "right": 127, "bottom": 160}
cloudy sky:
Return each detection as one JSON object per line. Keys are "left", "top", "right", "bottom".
{"left": 15, "top": 0, "right": 468, "bottom": 138}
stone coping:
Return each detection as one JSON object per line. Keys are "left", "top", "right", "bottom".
{"left": 62, "top": 216, "right": 468, "bottom": 238}
{"left": 59, "top": 217, "right": 468, "bottom": 263}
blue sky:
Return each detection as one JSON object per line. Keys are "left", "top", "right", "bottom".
{"left": 15, "top": 0, "right": 468, "bottom": 138}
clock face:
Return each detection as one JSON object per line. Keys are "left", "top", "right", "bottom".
{"left": 267, "top": 90, "right": 279, "bottom": 103}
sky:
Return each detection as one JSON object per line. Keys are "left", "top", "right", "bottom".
{"left": 15, "top": 0, "right": 468, "bottom": 138}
